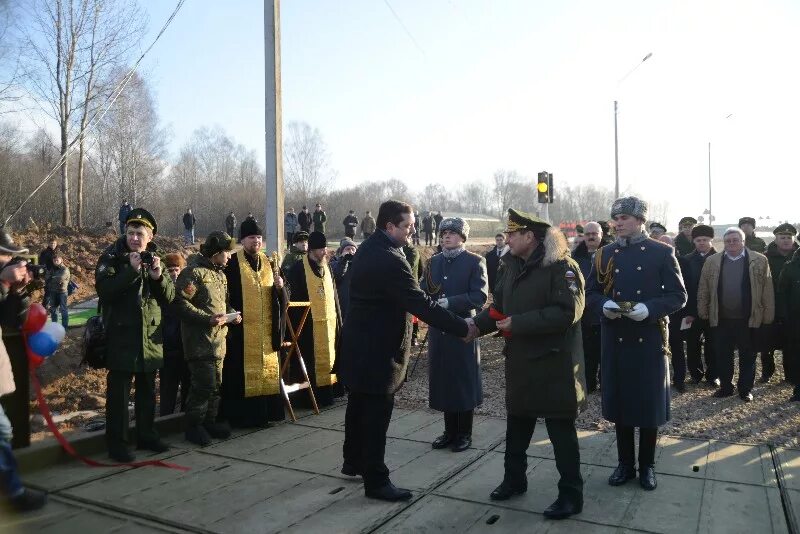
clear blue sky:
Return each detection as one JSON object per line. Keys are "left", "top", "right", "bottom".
{"left": 137, "top": 0, "right": 800, "bottom": 226}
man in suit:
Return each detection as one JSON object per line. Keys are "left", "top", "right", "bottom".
{"left": 338, "top": 200, "right": 473, "bottom": 502}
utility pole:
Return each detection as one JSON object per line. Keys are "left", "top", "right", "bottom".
{"left": 614, "top": 100, "right": 619, "bottom": 199}
{"left": 264, "top": 0, "right": 284, "bottom": 253}
{"left": 708, "top": 141, "right": 712, "bottom": 227}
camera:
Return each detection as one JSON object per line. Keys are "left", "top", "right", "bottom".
{"left": 8, "top": 256, "right": 46, "bottom": 280}
{"left": 139, "top": 251, "right": 154, "bottom": 266}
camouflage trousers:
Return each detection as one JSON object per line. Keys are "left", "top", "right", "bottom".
{"left": 185, "top": 357, "right": 224, "bottom": 427}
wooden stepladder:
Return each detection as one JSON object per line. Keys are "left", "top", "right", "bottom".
{"left": 280, "top": 300, "right": 320, "bottom": 422}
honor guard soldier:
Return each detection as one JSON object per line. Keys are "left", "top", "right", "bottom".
{"left": 472, "top": 209, "right": 586, "bottom": 519}
{"left": 675, "top": 217, "right": 697, "bottom": 256}
{"left": 587, "top": 197, "right": 687, "bottom": 491}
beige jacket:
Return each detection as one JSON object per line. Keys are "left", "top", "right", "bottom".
{"left": 0, "top": 326, "right": 16, "bottom": 397}
{"left": 697, "top": 250, "right": 774, "bottom": 328}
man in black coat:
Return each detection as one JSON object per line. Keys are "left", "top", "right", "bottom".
{"left": 682, "top": 225, "right": 718, "bottom": 386}
{"left": 339, "top": 200, "right": 472, "bottom": 502}
{"left": 297, "top": 206, "right": 312, "bottom": 233}
{"left": 342, "top": 210, "right": 359, "bottom": 238}
{"left": 484, "top": 234, "right": 506, "bottom": 293}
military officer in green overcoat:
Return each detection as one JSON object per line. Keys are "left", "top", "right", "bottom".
{"left": 95, "top": 208, "right": 174, "bottom": 462}
{"left": 739, "top": 216, "right": 767, "bottom": 253}
{"left": 674, "top": 217, "right": 696, "bottom": 256}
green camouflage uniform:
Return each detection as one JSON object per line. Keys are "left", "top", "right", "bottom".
{"left": 281, "top": 246, "right": 306, "bottom": 272}
{"left": 745, "top": 233, "right": 767, "bottom": 253}
{"left": 173, "top": 253, "right": 234, "bottom": 427}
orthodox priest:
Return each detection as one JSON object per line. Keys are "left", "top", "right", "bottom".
{"left": 219, "top": 218, "right": 285, "bottom": 427}
{"left": 286, "top": 231, "right": 343, "bottom": 407}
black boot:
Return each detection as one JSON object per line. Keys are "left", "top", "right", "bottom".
{"left": 432, "top": 412, "right": 456, "bottom": 449}
{"left": 638, "top": 427, "right": 658, "bottom": 490}
{"left": 9, "top": 488, "right": 48, "bottom": 512}
{"left": 185, "top": 425, "right": 212, "bottom": 447}
{"left": 204, "top": 421, "right": 232, "bottom": 439}
{"left": 609, "top": 425, "right": 636, "bottom": 486}
{"left": 450, "top": 410, "right": 473, "bottom": 452}
{"left": 108, "top": 444, "right": 135, "bottom": 463}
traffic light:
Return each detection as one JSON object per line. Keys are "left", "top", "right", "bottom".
{"left": 537, "top": 171, "right": 553, "bottom": 204}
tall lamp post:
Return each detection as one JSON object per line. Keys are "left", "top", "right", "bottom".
{"left": 707, "top": 113, "right": 733, "bottom": 229}
{"left": 614, "top": 52, "right": 653, "bottom": 199}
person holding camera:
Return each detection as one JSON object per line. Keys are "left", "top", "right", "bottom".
{"left": 0, "top": 230, "right": 48, "bottom": 512}
{"left": 173, "top": 231, "right": 241, "bottom": 446}
{"left": 331, "top": 238, "right": 357, "bottom": 322}
{"left": 95, "top": 208, "right": 175, "bottom": 462}
{"left": 45, "top": 254, "right": 70, "bottom": 329}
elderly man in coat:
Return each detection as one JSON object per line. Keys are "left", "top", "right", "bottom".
{"left": 471, "top": 209, "right": 587, "bottom": 520}
{"left": 422, "top": 218, "right": 488, "bottom": 453}
{"left": 586, "top": 197, "right": 687, "bottom": 492}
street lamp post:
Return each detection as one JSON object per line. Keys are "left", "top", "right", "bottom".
{"left": 707, "top": 114, "right": 733, "bottom": 229}
{"left": 614, "top": 52, "right": 652, "bottom": 199}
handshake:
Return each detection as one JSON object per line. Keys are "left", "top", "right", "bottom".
{"left": 462, "top": 318, "right": 480, "bottom": 342}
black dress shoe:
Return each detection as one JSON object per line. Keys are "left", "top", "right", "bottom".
{"left": 739, "top": 392, "right": 754, "bottom": 403}
{"left": 136, "top": 439, "right": 170, "bottom": 453}
{"left": 365, "top": 482, "right": 412, "bottom": 502}
{"left": 185, "top": 425, "right": 212, "bottom": 447}
{"left": 608, "top": 464, "right": 636, "bottom": 486}
{"left": 431, "top": 433, "right": 454, "bottom": 449}
{"left": 450, "top": 434, "right": 471, "bottom": 453}
{"left": 9, "top": 488, "right": 48, "bottom": 512}
{"left": 543, "top": 496, "right": 583, "bottom": 520}
{"left": 490, "top": 481, "right": 527, "bottom": 501}
{"left": 639, "top": 466, "right": 657, "bottom": 490}
{"left": 108, "top": 446, "right": 135, "bottom": 463}
{"left": 341, "top": 463, "right": 361, "bottom": 477}
{"left": 713, "top": 388, "right": 734, "bottom": 398}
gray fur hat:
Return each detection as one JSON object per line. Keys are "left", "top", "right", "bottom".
{"left": 438, "top": 217, "right": 470, "bottom": 241}
{"left": 610, "top": 196, "right": 648, "bottom": 221}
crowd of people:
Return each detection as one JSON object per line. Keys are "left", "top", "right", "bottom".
{"left": 2, "top": 196, "right": 799, "bottom": 521}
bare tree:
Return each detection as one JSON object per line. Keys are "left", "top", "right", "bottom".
{"left": 492, "top": 169, "right": 523, "bottom": 218}
{"left": 283, "top": 121, "right": 335, "bottom": 202}
{"left": 23, "top": 0, "right": 146, "bottom": 227}
{"left": 0, "top": 0, "right": 22, "bottom": 110}
{"left": 457, "top": 181, "right": 491, "bottom": 215}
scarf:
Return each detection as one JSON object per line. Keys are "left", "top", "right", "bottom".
{"left": 614, "top": 231, "right": 649, "bottom": 248}
{"left": 441, "top": 244, "right": 466, "bottom": 259}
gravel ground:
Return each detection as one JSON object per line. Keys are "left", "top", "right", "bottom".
{"left": 396, "top": 330, "right": 800, "bottom": 448}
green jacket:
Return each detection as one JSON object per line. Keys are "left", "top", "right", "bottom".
{"left": 312, "top": 210, "right": 327, "bottom": 233}
{"left": 745, "top": 234, "right": 767, "bottom": 253}
{"left": 675, "top": 233, "right": 694, "bottom": 257}
{"left": 402, "top": 245, "right": 422, "bottom": 282}
{"left": 281, "top": 247, "right": 306, "bottom": 273}
{"left": 777, "top": 249, "right": 800, "bottom": 342}
{"left": 766, "top": 241, "right": 800, "bottom": 293}
{"left": 95, "top": 238, "right": 174, "bottom": 372}
{"left": 473, "top": 231, "right": 586, "bottom": 419}
{"left": 172, "top": 253, "right": 233, "bottom": 360}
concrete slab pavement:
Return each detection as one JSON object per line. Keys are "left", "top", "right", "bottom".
{"left": 5, "top": 403, "right": 796, "bottom": 533}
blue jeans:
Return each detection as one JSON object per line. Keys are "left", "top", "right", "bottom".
{"left": 50, "top": 292, "right": 68, "bottom": 328}
{"left": 0, "top": 403, "right": 24, "bottom": 499}
{"left": 183, "top": 228, "right": 195, "bottom": 245}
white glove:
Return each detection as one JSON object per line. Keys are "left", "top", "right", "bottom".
{"left": 602, "top": 300, "right": 622, "bottom": 319}
{"left": 627, "top": 303, "right": 649, "bottom": 321}
{"left": 437, "top": 298, "right": 449, "bottom": 309}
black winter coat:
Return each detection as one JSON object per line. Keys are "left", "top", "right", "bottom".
{"left": 338, "top": 231, "right": 468, "bottom": 394}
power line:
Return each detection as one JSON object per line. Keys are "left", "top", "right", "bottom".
{"left": 383, "top": 0, "right": 426, "bottom": 57}
{"left": 2, "top": 0, "right": 187, "bottom": 228}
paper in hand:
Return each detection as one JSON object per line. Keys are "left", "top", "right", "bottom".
{"left": 680, "top": 317, "right": 692, "bottom": 331}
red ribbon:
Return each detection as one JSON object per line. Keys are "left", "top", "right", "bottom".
{"left": 488, "top": 306, "right": 512, "bottom": 338}
{"left": 24, "top": 334, "right": 189, "bottom": 471}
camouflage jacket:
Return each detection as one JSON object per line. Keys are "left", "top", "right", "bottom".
{"left": 172, "top": 254, "right": 234, "bottom": 360}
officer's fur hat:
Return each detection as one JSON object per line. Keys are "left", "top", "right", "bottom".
{"left": 610, "top": 197, "right": 648, "bottom": 221}
{"left": 738, "top": 216, "right": 756, "bottom": 228}
{"left": 678, "top": 217, "right": 698, "bottom": 227}
{"left": 438, "top": 217, "right": 470, "bottom": 241}
{"left": 691, "top": 225, "right": 714, "bottom": 240}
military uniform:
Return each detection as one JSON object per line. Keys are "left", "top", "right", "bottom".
{"left": 763, "top": 224, "right": 799, "bottom": 382}
{"left": 675, "top": 217, "right": 697, "bottom": 257}
{"left": 777, "top": 247, "right": 800, "bottom": 400}
{"left": 173, "top": 232, "right": 236, "bottom": 445}
{"left": 473, "top": 209, "right": 585, "bottom": 517}
{"left": 281, "top": 232, "right": 308, "bottom": 272}
{"left": 95, "top": 208, "right": 174, "bottom": 461}
{"left": 586, "top": 197, "right": 687, "bottom": 491}
{"left": 312, "top": 208, "right": 327, "bottom": 233}
{"left": 739, "top": 217, "right": 767, "bottom": 253}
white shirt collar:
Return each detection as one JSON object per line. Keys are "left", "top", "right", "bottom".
{"left": 724, "top": 250, "right": 746, "bottom": 261}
